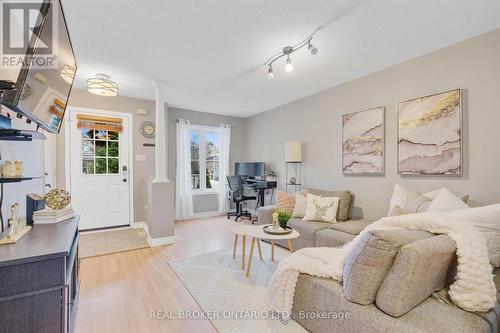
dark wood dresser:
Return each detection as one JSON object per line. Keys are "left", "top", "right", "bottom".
{"left": 0, "top": 216, "right": 80, "bottom": 333}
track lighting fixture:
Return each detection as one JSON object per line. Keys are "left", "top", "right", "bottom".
{"left": 308, "top": 40, "right": 318, "bottom": 55}
{"left": 264, "top": 36, "right": 319, "bottom": 79}
{"left": 285, "top": 54, "right": 293, "bottom": 72}
{"left": 267, "top": 65, "right": 274, "bottom": 80}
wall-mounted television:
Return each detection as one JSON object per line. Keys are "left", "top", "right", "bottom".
{"left": 0, "top": 0, "right": 77, "bottom": 133}
{"left": 235, "top": 162, "right": 265, "bottom": 178}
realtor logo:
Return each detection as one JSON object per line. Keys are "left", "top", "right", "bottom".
{"left": 1, "top": 1, "right": 57, "bottom": 68}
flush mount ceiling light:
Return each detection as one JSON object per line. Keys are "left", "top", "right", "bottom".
{"left": 87, "top": 73, "right": 119, "bottom": 96}
{"left": 60, "top": 64, "right": 76, "bottom": 84}
{"left": 265, "top": 36, "right": 319, "bottom": 79}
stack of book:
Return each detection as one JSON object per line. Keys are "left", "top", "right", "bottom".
{"left": 33, "top": 206, "right": 75, "bottom": 224}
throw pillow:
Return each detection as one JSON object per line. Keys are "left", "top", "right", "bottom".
{"left": 426, "top": 188, "right": 469, "bottom": 212}
{"left": 276, "top": 190, "right": 306, "bottom": 213}
{"left": 423, "top": 188, "right": 470, "bottom": 203}
{"left": 387, "top": 184, "right": 430, "bottom": 215}
{"left": 291, "top": 192, "right": 307, "bottom": 218}
{"left": 303, "top": 193, "right": 340, "bottom": 223}
{"left": 306, "top": 189, "right": 352, "bottom": 221}
{"left": 388, "top": 205, "right": 408, "bottom": 216}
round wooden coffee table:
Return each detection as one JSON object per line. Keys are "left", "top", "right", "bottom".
{"left": 230, "top": 224, "right": 300, "bottom": 277}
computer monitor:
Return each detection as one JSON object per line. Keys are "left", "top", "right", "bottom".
{"left": 235, "top": 162, "right": 265, "bottom": 178}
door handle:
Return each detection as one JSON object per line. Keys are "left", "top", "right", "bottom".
{"left": 122, "top": 178, "right": 127, "bottom": 183}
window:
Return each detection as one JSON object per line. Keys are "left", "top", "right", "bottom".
{"left": 81, "top": 129, "right": 120, "bottom": 174}
{"left": 190, "top": 127, "right": 220, "bottom": 191}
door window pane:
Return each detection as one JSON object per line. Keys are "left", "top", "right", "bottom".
{"left": 82, "top": 128, "right": 121, "bottom": 175}
{"left": 108, "top": 141, "right": 119, "bottom": 157}
{"left": 108, "top": 131, "right": 119, "bottom": 140}
{"left": 82, "top": 140, "right": 94, "bottom": 156}
{"left": 95, "top": 141, "right": 106, "bottom": 156}
{"left": 82, "top": 159, "right": 94, "bottom": 174}
{"left": 108, "top": 158, "right": 119, "bottom": 173}
{"left": 95, "top": 130, "right": 108, "bottom": 140}
{"left": 82, "top": 129, "right": 94, "bottom": 139}
{"left": 95, "top": 158, "right": 107, "bottom": 174}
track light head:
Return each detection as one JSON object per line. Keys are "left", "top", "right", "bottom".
{"left": 285, "top": 54, "right": 293, "bottom": 72}
{"left": 267, "top": 65, "right": 274, "bottom": 80}
{"left": 308, "top": 41, "right": 318, "bottom": 55}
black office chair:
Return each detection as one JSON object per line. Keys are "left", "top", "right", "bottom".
{"left": 226, "top": 176, "right": 256, "bottom": 221}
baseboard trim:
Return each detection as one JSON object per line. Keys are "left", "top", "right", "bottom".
{"left": 147, "top": 235, "right": 176, "bottom": 247}
{"left": 192, "top": 211, "right": 224, "bottom": 219}
{"left": 131, "top": 221, "right": 149, "bottom": 234}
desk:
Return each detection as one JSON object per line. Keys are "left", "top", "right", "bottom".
{"left": 243, "top": 179, "right": 277, "bottom": 207}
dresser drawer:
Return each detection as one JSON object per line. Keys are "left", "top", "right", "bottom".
{"left": 0, "top": 257, "right": 65, "bottom": 298}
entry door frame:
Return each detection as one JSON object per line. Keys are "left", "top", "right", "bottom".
{"left": 64, "top": 106, "right": 134, "bottom": 227}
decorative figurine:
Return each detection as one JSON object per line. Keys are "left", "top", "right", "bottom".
{"left": 272, "top": 210, "right": 279, "bottom": 230}
{"left": 44, "top": 189, "right": 71, "bottom": 210}
{"left": 289, "top": 177, "right": 296, "bottom": 185}
{"left": 8, "top": 203, "right": 20, "bottom": 236}
{"left": 8, "top": 203, "right": 26, "bottom": 237}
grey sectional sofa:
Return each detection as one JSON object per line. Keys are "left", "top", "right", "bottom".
{"left": 256, "top": 192, "right": 500, "bottom": 333}
{"left": 256, "top": 189, "right": 372, "bottom": 250}
{"left": 292, "top": 229, "right": 500, "bottom": 333}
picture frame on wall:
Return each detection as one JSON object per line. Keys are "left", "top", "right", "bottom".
{"left": 398, "top": 89, "right": 462, "bottom": 176}
{"left": 342, "top": 106, "right": 385, "bottom": 175}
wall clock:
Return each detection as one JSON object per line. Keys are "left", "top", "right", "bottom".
{"left": 140, "top": 121, "right": 155, "bottom": 138}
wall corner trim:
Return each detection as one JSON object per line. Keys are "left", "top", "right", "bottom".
{"left": 147, "top": 235, "right": 176, "bottom": 247}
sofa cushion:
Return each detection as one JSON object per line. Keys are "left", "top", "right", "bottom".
{"left": 307, "top": 188, "right": 352, "bottom": 221}
{"left": 293, "top": 274, "right": 499, "bottom": 333}
{"left": 287, "top": 218, "right": 330, "bottom": 249}
{"left": 316, "top": 228, "right": 356, "bottom": 247}
{"left": 329, "top": 219, "right": 373, "bottom": 235}
{"left": 343, "top": 229, "right": 434, "bottom": 305}
{"left": 376, "top": 235, "right": 457, "bottom": 317}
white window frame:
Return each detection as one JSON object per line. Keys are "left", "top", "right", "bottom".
{"left": 189, "top": 124, "right": 221, "bottom": 195}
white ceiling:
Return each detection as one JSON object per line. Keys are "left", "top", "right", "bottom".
{"left": 64, "top": 0, "right": 500, "bottom": 117}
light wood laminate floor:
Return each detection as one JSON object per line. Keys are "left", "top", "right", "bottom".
{"left": 75, "top": 216, "right": 254, "bottom": 333}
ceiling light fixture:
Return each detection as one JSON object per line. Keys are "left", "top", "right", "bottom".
{"left": 264, "top": 36, "right": 318, "bottom": 79}
{"left": 267, "top": 65, "right": 274, "bottom": 80}
{"left": 308, "top": 40, "right": 318, "bottom": 55}
{"left": 60, "top": 64, "right": 76, "bottom": 84}
{"left": 87, "top": 73, "right": 119, "bottom": 96}
{"left": 285, "top": 52, "right": 293, "bottom": 72}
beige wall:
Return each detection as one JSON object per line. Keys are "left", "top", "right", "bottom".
{"left": 59, "top": 89, "right": 245, "bottom": 222}
{"left": 244, "top": 28, "right": 500, "bottom": 220}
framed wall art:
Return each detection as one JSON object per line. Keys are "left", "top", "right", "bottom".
{"left": 342, "top": 106, "right": 384, "bottom": 175}
{"left": 398, "top": 89, "right": 461, "bottom": 175}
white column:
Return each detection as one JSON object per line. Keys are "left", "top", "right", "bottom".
{"left": 152, "top": 79, "right": 169, "bottom": 182}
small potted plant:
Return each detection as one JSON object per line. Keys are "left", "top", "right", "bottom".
{"left": 264, "top": 169, "right": 277, "bottom": 181}
{"left": 277, "top": 209, "right": 292, "bottom": 230}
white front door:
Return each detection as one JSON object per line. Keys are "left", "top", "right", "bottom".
{"left": 69, "top": 109, "right": 131, "bottom": 230}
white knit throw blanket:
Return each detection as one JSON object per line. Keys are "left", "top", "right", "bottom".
{"left": 269, "top": 212, "right": 497, "bottom": 314}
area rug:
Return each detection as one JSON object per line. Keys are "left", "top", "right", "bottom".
{"left": 169, "top": 247, "right": 307, "bottom": 333}
{"left": 79, "top": 228, "right": 149, "bottom": 258}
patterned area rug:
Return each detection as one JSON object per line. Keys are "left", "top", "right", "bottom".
{"left": 169, "top": 247, "right": 307, "bottom": 333}
{"left": 79, "top": 228, "right": 149, "bottom": 258}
